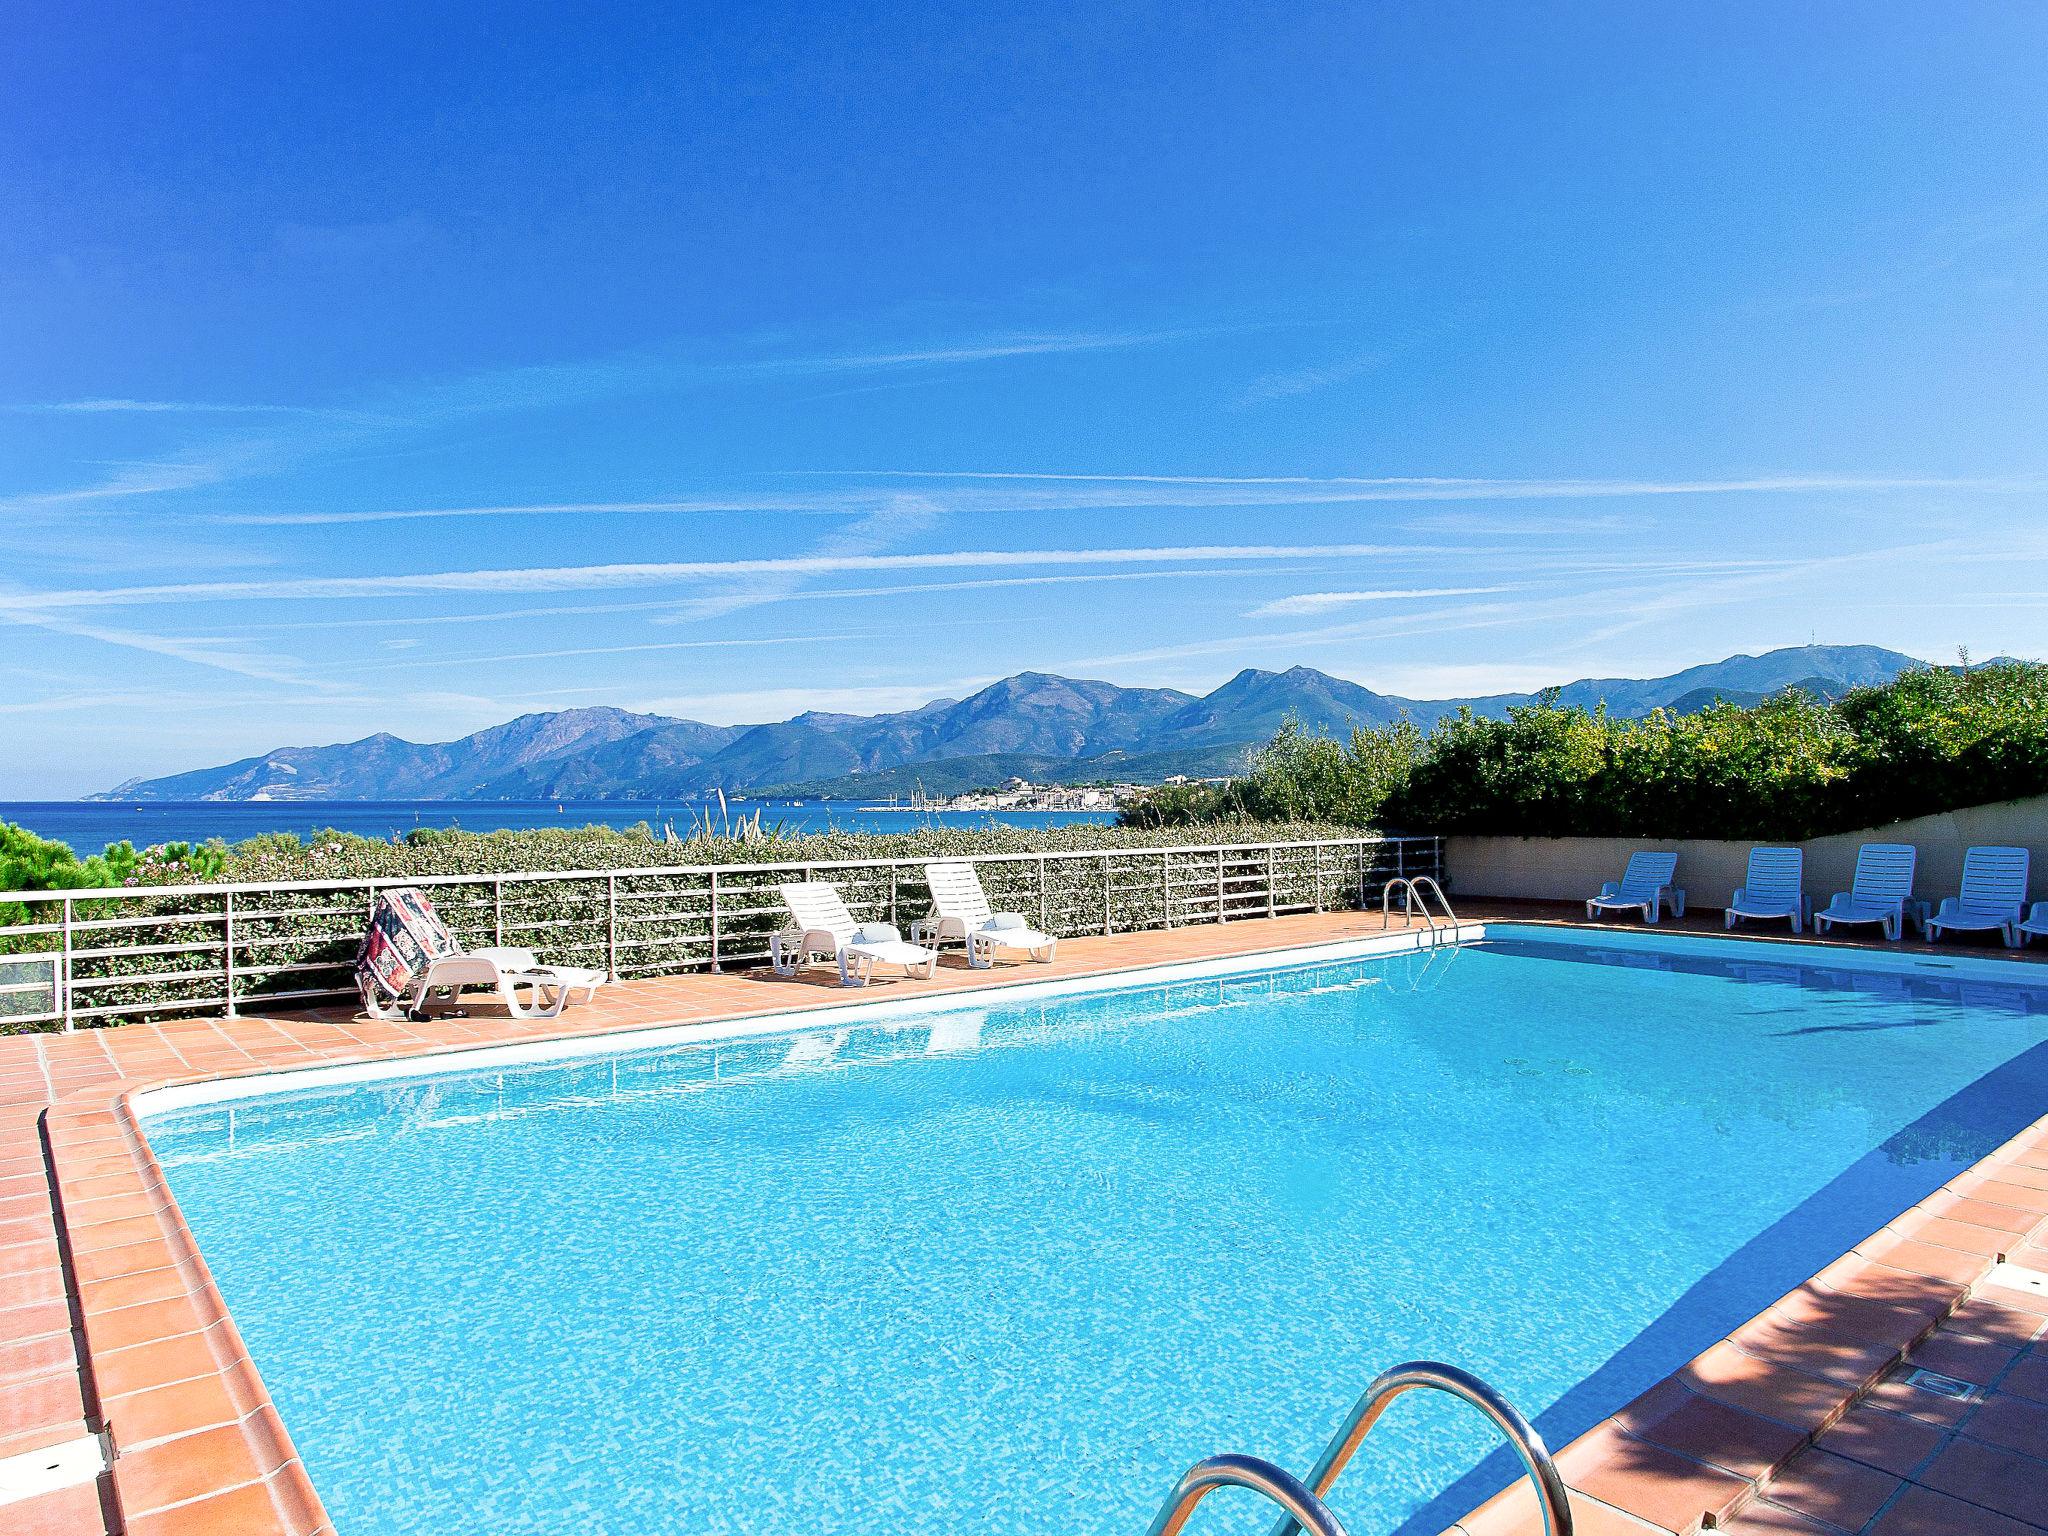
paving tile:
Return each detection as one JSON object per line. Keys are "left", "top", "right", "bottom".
{"left": 1626, "top": 1386, "right": 1808, "bottom": 1480}
{"left": 0, "top": 1478, "right": 110, "bottom": 1536}
{"left": 1758, "top": 1449, "right": 1900, "bottom": 1531}
{"left": 2002, "top": 1351, "right": 2048, "bottom": 1407}
{"left": 1963, "top": 1391, "right": 2048, "bottom": 1460}
{"left": 119, "top": 1477, "right": 275, "bottom": 1536}
{"left": 1731, "top": 1313, "right": 1902, "bottom": 1388}
{"left": 103, "top": 1373, "right": 241, "bottom": 1450}
{"left": 1558, "top": 1423, "right": 1752, "bottom": 1535}
{"left": 111, "top": 1421, "right": 265, "bottom": 1518}
{"left": 1814, "top": 1404, "right": 1950, "bottom": 1478}
{"left": 1716, "top": 1501, "right": 1839, "bottom": 1534}
{"left": 1916, "top": 1434, "right": 2048, "bottom": 1527}
{"left": 0, "top": 1332, "right": 79, "bottom": 1386}
{"left": 1869, "top": 1484, "right": 2048, "bottom": 1536}
{"left": 1843, "top": 1367, "right": 1977, "bottom": 1430}
{"left": 1679, "top": 1343, "right": 1850, "bottom": 1432}
{"left": 1908, "top": 1331, "right": 2023, "bottom": 1388}
{"left": 1948, "top": 1302, "right": 2047, "bottom": 1352}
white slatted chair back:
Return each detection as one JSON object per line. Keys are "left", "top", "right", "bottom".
{"left": 924, "top": 862, "right": 997, "bottom": 927}
{"left": 779, "top": 882, "right": 859, "bottom": 942}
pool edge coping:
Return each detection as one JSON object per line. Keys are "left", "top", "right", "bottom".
{"left": 33, "top": 919, "right": 2048, "bottom": 1536}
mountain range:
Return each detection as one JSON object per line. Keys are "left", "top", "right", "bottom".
{"left": 94, "top": 644, "right": 1928, "bottom": 802}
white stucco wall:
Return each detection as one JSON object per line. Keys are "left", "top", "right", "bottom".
{"left": 1442, "top": 794, "right": 2048, "bottom": 910}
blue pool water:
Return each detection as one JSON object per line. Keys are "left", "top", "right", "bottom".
{"left": 144, "top": 930, "right": 2048, "bottom": 1536}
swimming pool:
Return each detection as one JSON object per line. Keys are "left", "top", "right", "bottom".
{"left": 141, "top": 927, "right": 2048, "bottom": 1536}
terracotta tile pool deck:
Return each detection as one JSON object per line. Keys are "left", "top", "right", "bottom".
{"left": 1, "top": 906, "right": 2044, "bottom": 1536}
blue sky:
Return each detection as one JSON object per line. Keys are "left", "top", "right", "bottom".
{"left": 4, "top": 1, "right": 2047, "bottom": 797}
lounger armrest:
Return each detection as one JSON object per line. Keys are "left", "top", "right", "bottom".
{"left": 1731, "top": 886, "right": 1752, "bottom": 908}
{"left": 1596, "top": 881, "right": 1622, "bottom": 900}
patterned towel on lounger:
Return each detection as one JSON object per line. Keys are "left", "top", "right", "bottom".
{"left": 355, "top": 887, "right": 461, "bottom": 1011}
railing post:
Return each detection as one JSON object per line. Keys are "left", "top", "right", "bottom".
{"left": 493, "top": 877, "right": 504, "bottom": 947}
{"left": 888, "top": 865, "right": 899, "bottom": 930}
{"left": 606, "top": 873, "right": 619, "bottom": 981}
{"left": 1160, "top": 850, "right": 1171, "bottom": 930}
{"left": 1102, "top": 852, "right": 1112, "bottom": 936}
{"left": 709, "top": 870, "right": 722, "bottom": 973}
{"left": 222, "top": 890, "right": 237, "bottom": 1020}
{"left": 1266, "top": 846, "right": 1277, "bottom": 918}
{"left": 1216, "top": 847, "right": 1226, "bottom": 924}
{"left": 1038, "top": 855, "right": 1048, "bottom": 934}
{"left": 1313, "top": 843, "right": 1325, "bottom": 913}
{"left": 59, "top": 895, "right": 74, "bottom": 1034}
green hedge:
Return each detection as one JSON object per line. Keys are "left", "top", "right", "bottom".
{"left": 1122, "top": 661, "right": 2048, "bottom": 841}
{"left": 0, "top": 817, "right": 1417, "bottom": 1032}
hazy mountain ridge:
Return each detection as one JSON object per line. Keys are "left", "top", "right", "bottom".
{"left": 94, "top": 645, "right": 1932, "bottom": 802}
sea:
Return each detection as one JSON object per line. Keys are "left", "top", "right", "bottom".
{"left": 3, "top": 799, "right": 1118, "bottom": 857}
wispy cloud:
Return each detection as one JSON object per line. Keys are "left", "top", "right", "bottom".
{"left": 824, "top": 469, "right": 2044, "bottom": 499}
{"left": 0, "top": 601, "right": 338, "bottom": 690}
{"left": 10, "top": 542, "right": 1410, "bottom": 610}
{"left": 1245, "top": 586, "right": 1512, "bottom": 618}
{"left": 4, "top": 321, "right": 1237, "bottom": 515}
{"left": 1236, "top": 352, "right": 1384, "bottom": 406}
{"left": 353, "top": 631, "right": 872, "bottom": 673}
{"left": 189, "top": 469, "right": 2048, "bottom": 529}
{"left": 20, "top": 399, "right": 377, "bottom": 419}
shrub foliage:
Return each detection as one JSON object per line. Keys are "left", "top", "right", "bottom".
{"left": 1121, "top": 661, "right": 2048, "bottom": 840}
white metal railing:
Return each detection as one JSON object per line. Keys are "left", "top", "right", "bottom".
{"left": 0, "top": 835, "right": 1442, "bottom": 1034}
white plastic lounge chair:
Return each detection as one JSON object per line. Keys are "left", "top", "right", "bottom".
{"left": 2020, "top": 904, "right": 2048, "bottom": 947}
{"left": 355, "top": 888, "right": 607, "bottom": 1022}
{"left": 1813, "top": 844, "right": 1917, "bottom": 942}
{"left": 913, "top": 861, "right": 1059, "bottom": 968}
{"left": 1926, "top": 846, "right": 2030, "bottom": 948}
{"left": 771, "top": 882, "right": 937, "bottom": 986}
{"left": 1725, "top": 847, "right": 1808, "bottom": 933}
{"left": 1585, "top": 852, "right": 1684, "bottom": 925}
{"left": 408, "top": 946, "right": 606, "bottom": 1020}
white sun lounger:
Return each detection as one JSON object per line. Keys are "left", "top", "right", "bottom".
{"left": 1725, "top": 847, "right": 1808, "bottom": 933}
{"left": 1813, "top": 844, "right": 1917, "bottom": 941}
{"left": 1586, "top": 851, "right": 1684, "bottom": 925}
{"left": 410, "top": 946, "right": 607, "bottom": 1020}
{"left": 2020, "top": 903, "right": 2048, "bottom": 947}
{"left": 1926, "top": 846, "right": 2030, "bottom": 947}
{"left": 913, "top": 861, "right": 1059, "bottom": 968}
{"left": 771, "top": 882, "right": 937, "bottom": 987}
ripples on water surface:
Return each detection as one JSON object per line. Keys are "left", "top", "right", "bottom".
{"left": 148, "top": 933, "right": 2048, "bottom": 1536}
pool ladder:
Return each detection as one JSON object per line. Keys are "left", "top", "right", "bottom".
{"left": 1381, "top": 876, "right": 1461, "bottom": 946}
{"left": 1143, "top": 1360, "right": 1572, "bottom": 1536}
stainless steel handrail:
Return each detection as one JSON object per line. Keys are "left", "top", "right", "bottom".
{"left": 1145, "top": 1453, "right": 1353, "bottom": 1536}
{"left": 1269, "top": 1361, "right": 1572, "bottom": 1536}
{"left": 1380, "top": 875, "right": 1459, "bottom": 935}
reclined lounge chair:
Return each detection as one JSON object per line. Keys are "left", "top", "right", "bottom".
{"left": 356, "top": 887, "right": 607, "bottom": 1022}
{"left": 1926, "top": 846, "right": 2030, "bottom": 947}
{"left": 2020, "top": 903, "right": 2048, "bottom": 948}
{"left": 913, "top": 861, "right": 1059, "bottom": 968}
{"left": 771, "top": 882, "right": 937, "bottom": 986}
{"left": 1725, "top": 846, "right": 1808, "bottom": 933}
{"left": 1586, "top": 852, "right": 1684, "bottom": 925}
{"left": 1813, "top": 844, "right": 1917, "bottom": 942}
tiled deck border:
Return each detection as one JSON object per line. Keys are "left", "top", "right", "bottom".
{"left": 4, "top": 907, "right": 2045, "bottom": 1536}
